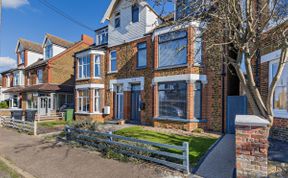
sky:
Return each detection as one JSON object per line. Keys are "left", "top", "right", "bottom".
{"left": 0, "top": 0, "right": 111, "bottom": 73}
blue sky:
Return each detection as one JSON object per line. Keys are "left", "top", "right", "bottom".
{"left": 0, "top": 0, "right": 174, "bottom": 73}
{"left": 0, "top": 0, "right": 111, "bottom": 73}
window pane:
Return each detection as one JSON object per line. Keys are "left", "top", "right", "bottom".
{"left": 132, "top": 4, "right": 139, "bottom": 23}
{"left": 194, "top": 82, "right": 202, "bottom": 119}
{"left": 111, "top": 60, "right": 117, "bottom": 71}
{"left": 158, "top": 81, "right": 187, "bottom": 119}
{"left": 138, "top": 49, "right": 147, "bottom": 67}
{"left": 115, "top": 17, "right": 120, "bottom": 28}
{"left": 272, "top": 63, "right": 288, "bottom": 111}
{"left": 111, "top": 51, "right": 116, "bottom": 58}
{"left": 159, "top": 38, "right": 187, "bottom": 67}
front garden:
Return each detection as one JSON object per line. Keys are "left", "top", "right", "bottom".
{"left": 114, "top": 126, "right": 219, "bottom": 166}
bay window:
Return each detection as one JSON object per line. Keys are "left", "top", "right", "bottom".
{"left": 110, "top": 51, "right": 117, "bottom": 72}
{"left": 158, "top": 30, "right": 187, "bottom": 68}
{"left": 78, "top": 90, "right": 89, "bottom": 112}
{"left": 78, "top": 56, "right": 91, "bottom": 79}
{"left": 137, "top": 42, "right": 147, "bottom": 68}
{"left": 94, "top": 90, "right": 101, "bottom": 113}
{"left": 6, "top": 75, "right": 10, "bottom": 87}
{"left": 158, "top": 81, "right": 187, "bottom": 119}
{"left": 94, "top": 55, "right": 101, "bottom": 77}
{"left": 270, "top": 60, "right": 288, "bottom": 117}
{"left": 27, "top": 93, "right": 38, "bottom": 109}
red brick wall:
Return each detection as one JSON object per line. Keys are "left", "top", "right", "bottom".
{"left": 236, "top": 124, "right": 269, "bottom": 177}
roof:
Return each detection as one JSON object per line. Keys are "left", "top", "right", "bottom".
{"left": 95, "top": 25, "right": 108, "bottom": 32}
{"left": 25, "top": 59, "right": 47, "bottom": 70}
{"left": 101, "top": 0, "right": 162, "bottom": 23}
{"left": 74, "top": 44, "right": 107, "bottom": 55}
{"left": 44, "top": 33, "right": 74, "bottom": 48}
{"left": 3, "top": 86, "right": 24, "bottom": 93}
{"left": 22, "top": 84, "right": 74, "bottom": 93}
{"left": 16, "top": 39, "right": 43, "bottom": 54}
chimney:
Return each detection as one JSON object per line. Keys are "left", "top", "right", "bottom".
{"left": 81, "top": 34, "right": 94, "bottom": 45}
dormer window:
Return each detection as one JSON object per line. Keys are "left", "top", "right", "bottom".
{"left": 96, "top": 28, "right": 108, "bottom": 46}
{"left": 45, "top": 45, "right": 53, "bottom": 59}
{"left": 115, "top": 12, "right": 121, "bottom": 28}
{"left": 132, "top": 4, "right": 139, "bottom": 23}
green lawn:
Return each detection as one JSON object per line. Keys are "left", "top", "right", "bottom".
{"left": 0, "top": 160, "right": 22, "bottom": 178}
{"left": 114, "top": 126, "right": 219, "bottom": 166}
{"left": 38, "top": 120, "right": 67, "bottom": 128}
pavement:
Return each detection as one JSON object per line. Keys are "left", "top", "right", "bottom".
{"left": 194, "top": 134, "right": 235, "bottom": 178}
{"left": 0, "top": 127, "right": 178, "bottom": 178}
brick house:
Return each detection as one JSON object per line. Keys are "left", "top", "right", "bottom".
{"left": 1, "top": 34, "right": 93, "bottom": 118}
{"left": 74, "top": 0, "right": 226, "bottom": 132}
{"left": 259, "top": 21, "right": 288, "bottom": 141}
{"left": 1, "top": 39, "right": 43, "bottom": 108}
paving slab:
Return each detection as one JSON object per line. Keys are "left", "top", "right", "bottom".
{"left": 194, "top": 134, "right": 235, "bottom": 178}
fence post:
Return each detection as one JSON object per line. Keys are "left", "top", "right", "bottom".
{"left": 0, "top": 117, "right": 2, "bottom": 127}
{"left": 65, "top": 126, "right": 71, "bottom": 141}
{"left": 12, "top": 117, "right": 15, "bottom": 129}
{"left": 183, "top": 142, "right": 190, "bottom": 174}
{"left": 108, "top": 131, "right": 113, "bottom": 141}
{"left": 33, "top": 121, "right": 37, "bottom": 136}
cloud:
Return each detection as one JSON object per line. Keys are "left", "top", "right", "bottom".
{"left": 0, "top": 57, "right": 16, "bottom": 73}
{"left": 2, "top": 0, "right": 29, "bottom": 9}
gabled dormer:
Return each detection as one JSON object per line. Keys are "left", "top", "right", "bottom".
{"left": 15, "top": 39, "right": 43, "bottom": 67}
{"left": 101, "top": 0, "right": 162, "bottom": 47}
{"left": 43, "top": 33, "right": 74, "bottom": 60}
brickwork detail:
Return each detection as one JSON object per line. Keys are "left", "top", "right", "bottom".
{"left": 236, "top": 124, "right": 269, "bottom": 177}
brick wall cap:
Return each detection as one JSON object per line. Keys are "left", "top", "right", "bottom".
{"left": 235, "top": 115, "right": 270, "bottom": 127}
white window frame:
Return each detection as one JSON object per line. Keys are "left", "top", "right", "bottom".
{"left": 269, "top": 59, "right": 288, "bottom": 119}
{"left": 77, "top": 89, "right": 89, "bottom": 113}
{"left": 6, "top": 74, "right": 10, "bottom": 87}
{"left": 94, "top": 55, "right": 101, "bottom": 77}
{"left": 45, "top": 44, "right": 53, "bottom": 60}
{"left": 78, "top": 56, "right": 91, "bottom": 79}
{"left": 94, "top": 89, "right": 101, "bottom": 113}
{"left": 37, "top": 69, "right": 43, "bottom": 84}
{"left": 96, "top": 28, "right": 108, "bottom": 46}
{"left": 20, "top": 51, "right": 25, "bottom": 64}
{"left": 110, "top": 51, "right": 117, "bottom": 72}
{"left": 114, "top": 12, "right": 121, "bottom": 28}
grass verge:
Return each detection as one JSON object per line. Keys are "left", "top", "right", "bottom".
{"left": 0, "top": 159, "right": 22, "bottom": 178}
{"left": 38, "top": 120, "right": 67, "bottom": 128}
{"left": 114, "top": 126, "right": 219, "bottom": 167}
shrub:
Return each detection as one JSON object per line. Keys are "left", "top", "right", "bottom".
{"left": 192, "top": 128, "right": 204, "bottom": 133}
{"left": 0, "top": 101, "right": 8, "bottom": 109}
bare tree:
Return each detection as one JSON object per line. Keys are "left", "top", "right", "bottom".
{"left": 148, "top": 0, "right": 288, "bottom": 126}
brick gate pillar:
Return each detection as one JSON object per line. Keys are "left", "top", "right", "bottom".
{"left": 235, "top": 115, "right": 270, "bottom": 178}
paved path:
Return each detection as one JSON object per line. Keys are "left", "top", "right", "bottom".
{"left": 194, "top": 134, "right": 235, "bottom": 178}
{"left": 0, "top": 128, "right": 174, "bottom": 178}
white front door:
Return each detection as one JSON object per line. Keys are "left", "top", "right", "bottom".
{"left": 39, "top": 97, "right": 51, "bottom": 116}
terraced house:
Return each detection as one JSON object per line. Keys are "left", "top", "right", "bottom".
{"left": 1, "top": 34, "right": 93, "bottom": 119}
{"left": 74, "top": 0, "right": 227, "bottom": 132}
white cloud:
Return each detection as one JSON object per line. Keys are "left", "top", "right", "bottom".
{"left": 0, "top": 57, "right": 16, "bottom": 73}
{"left": 2, "top": 0, "right": 29, "bottom": 9}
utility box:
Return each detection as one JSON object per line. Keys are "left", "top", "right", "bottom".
{"left": 103, "top": 106, "right": 110, "bottom": 115}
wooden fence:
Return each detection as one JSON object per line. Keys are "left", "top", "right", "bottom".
{"left": 0, "top": 116, "right": 37, "bottom": 135}
{"left": 65, "top": 126, "right": 190, "bottom": 174}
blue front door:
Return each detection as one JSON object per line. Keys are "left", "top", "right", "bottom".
{"left": 226, "top": 96, "right": 247, "bottom": 134}
{"left": 131, "top": 84, "right": 141, "bottom": 123}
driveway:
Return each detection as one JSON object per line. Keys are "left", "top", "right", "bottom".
{"left": 0, "top": 128, "right": 175, "bottom": 178}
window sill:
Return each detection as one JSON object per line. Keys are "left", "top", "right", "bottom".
{"left": 156, "top": 64, "right": 188, "bottom": 71}
{"left": 273, "top": 110, "right": 288, "bottom": 119}
{"left": 136, "top": 66, "right": 147, "bottom": 70}
{"left": 153, "top": 117, "right": 207, "bottom": 123}
{"left": 107, "top": 71, "right": 118, "bottom": 74}
{"left": 193, "top": 63, "right": 204, "bottom": 68}
{"left": 76, "top": 78, "right": 91, "bottom": 81}
{"left": 75, "top": 112, "right": 103, "bottom": 115}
